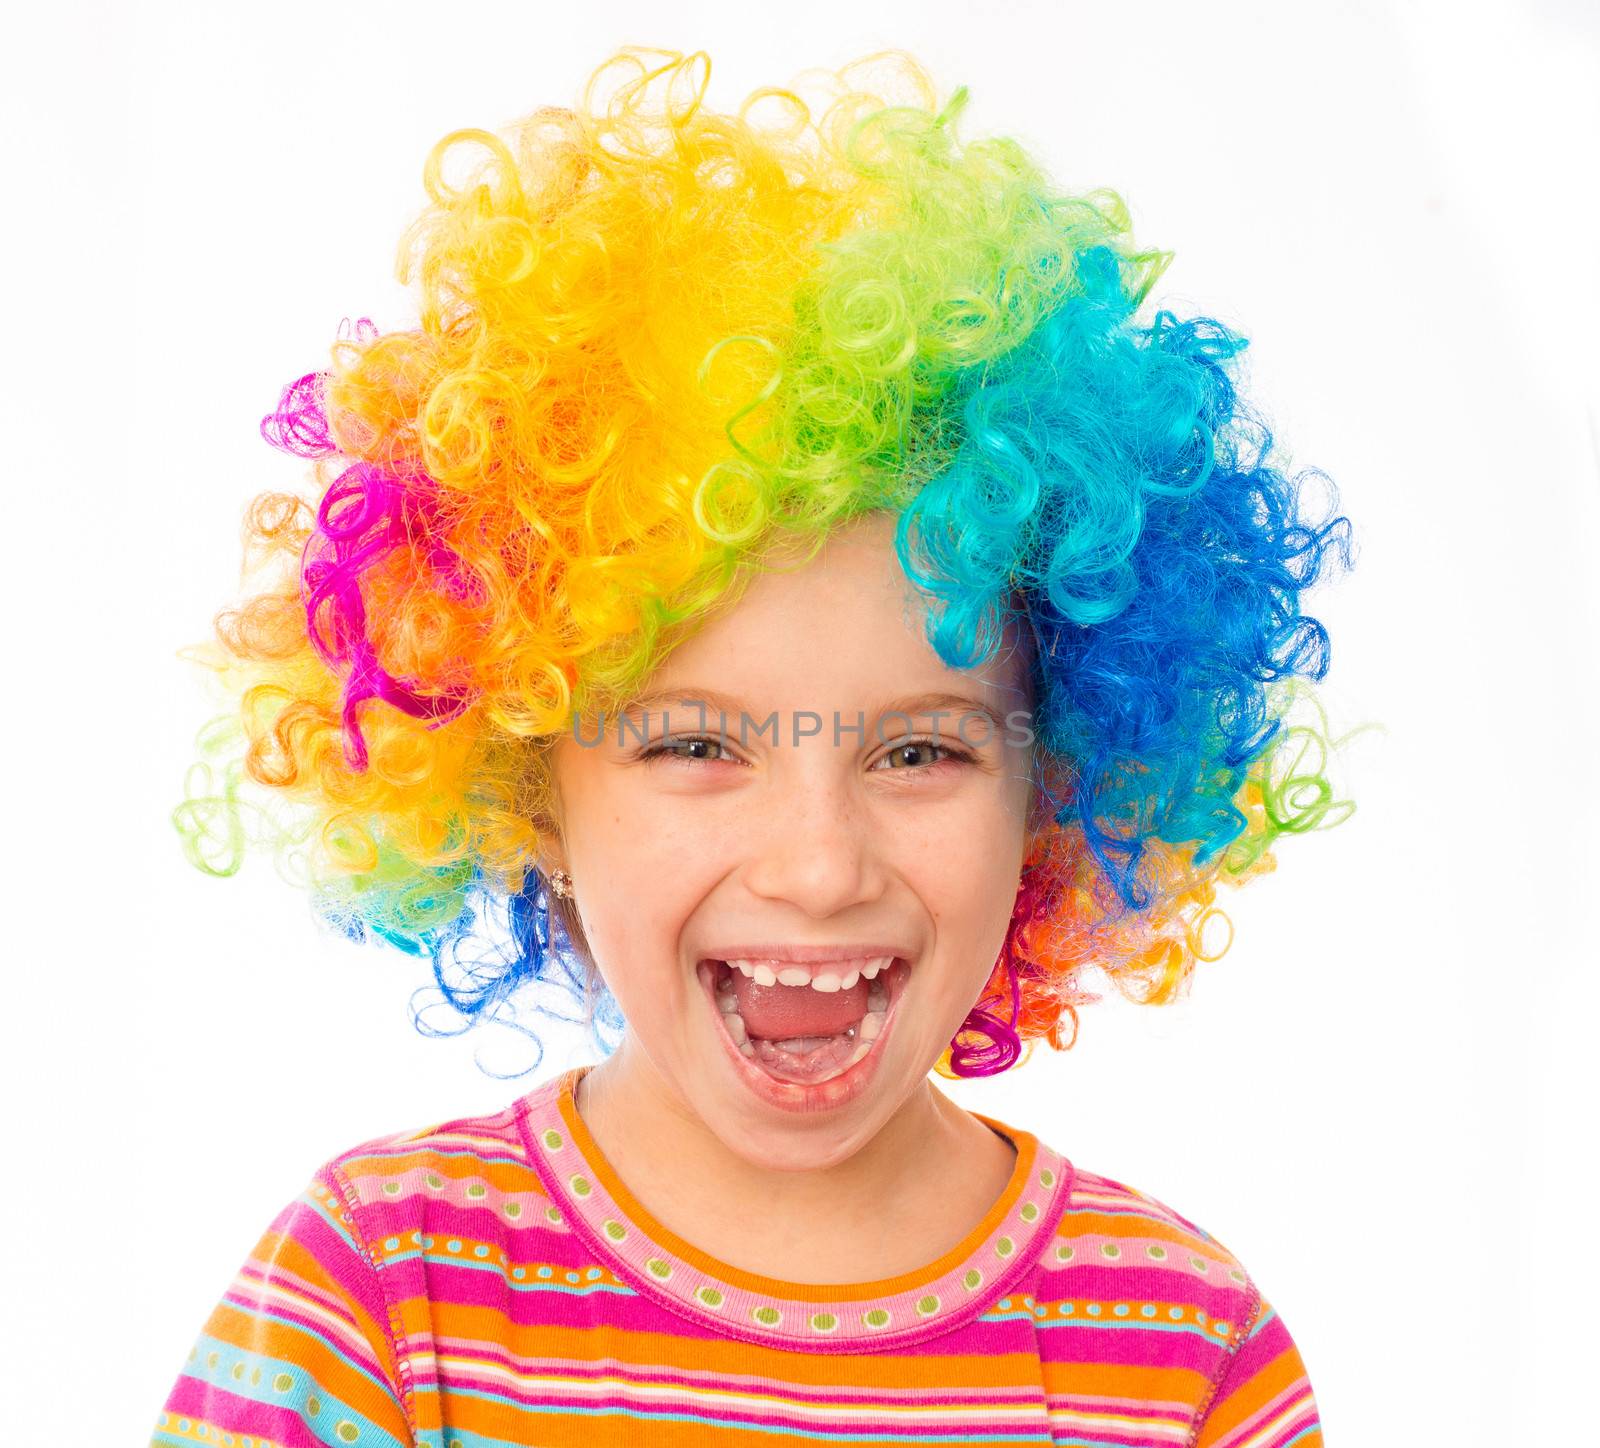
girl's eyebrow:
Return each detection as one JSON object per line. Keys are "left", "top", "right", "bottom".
{"left": 622, "top": 687, "right": 1013, "bottom": 737}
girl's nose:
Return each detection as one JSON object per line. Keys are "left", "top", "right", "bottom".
{"left": 737, "top": 767, "right": 890, "bottom": 919}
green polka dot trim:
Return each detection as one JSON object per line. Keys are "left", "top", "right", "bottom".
{"left": 521, "top": 1067, "right": 1070, "bottom": 1347}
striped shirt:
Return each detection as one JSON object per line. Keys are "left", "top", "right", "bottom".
{"left": 152, "top": 1063, "right": 1323, "bottom": 1446}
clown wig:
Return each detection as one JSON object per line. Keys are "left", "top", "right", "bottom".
{"left": 174, "top": 47, "right": 1362, "bottom": 1079}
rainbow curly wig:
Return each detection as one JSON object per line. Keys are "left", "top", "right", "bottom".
{"left": 174, "top": 46, "right": 1364, "bottom": 1080}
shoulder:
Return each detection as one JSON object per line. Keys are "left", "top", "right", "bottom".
{"left": 1059, "top": 1165, "right": 1259, "bottom": 1282}
{"left": 1029, "top": 1164, "right": 1323, "bottom": 1446}
{"left": 1045, "top": 1162, "right": 1262, "bottom": 1328}
{"left": 309, "top": 1094, "right": 548, "bottom": 1234}
{"left": 1028, "top": 1160, "right": 1266, "bottom": 1388}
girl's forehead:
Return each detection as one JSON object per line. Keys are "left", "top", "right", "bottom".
{"left": 647, "top": 521, "right": 1032, "bottom": 708}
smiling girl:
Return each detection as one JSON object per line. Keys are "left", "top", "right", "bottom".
{"left": 156, "top": 45, "right": 1355, "bottom": 1448}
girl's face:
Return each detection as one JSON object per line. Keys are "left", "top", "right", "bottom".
{"left": 546, "top": 512, "right": 1037, "bottom": 1170}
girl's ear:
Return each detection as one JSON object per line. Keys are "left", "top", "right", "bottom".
{"left": 526, "top": 812, "right": 570, "bottom": 884}
{"left": 533, "top": 847, "right": 570, "bottom": 882}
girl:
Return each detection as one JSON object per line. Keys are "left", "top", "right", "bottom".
{"left": 156, "top": 46, "right": 1355, "bottom": 1448}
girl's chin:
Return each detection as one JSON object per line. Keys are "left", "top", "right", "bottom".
{"left": 693, "top": 957, "right": 914, "bottom": 1117}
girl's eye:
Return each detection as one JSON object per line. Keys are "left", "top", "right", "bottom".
{"left": 639, "top": 734, "right": 976, "bottom": 769}
{"left": 874, "top": 737, "right": 974, "bottom": 771}
{"left": 640, "top": 735, "right": 730, "bottom": 764}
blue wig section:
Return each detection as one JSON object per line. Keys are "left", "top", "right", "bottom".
{"left": 317, "top": 867, "right": 626, "bottom": 1073}
{"left": 895, "top": 245, "right": 1354, "bottom": 908}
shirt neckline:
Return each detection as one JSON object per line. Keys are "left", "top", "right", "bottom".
{"left": 515, "top": 1062, "right": 1072, "bottom": 1353}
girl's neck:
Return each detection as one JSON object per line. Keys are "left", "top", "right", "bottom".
{"left": 571, "top": 1042, "right": 1018, "bottom": 1284}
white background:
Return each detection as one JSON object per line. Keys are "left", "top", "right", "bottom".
{"left": 2, "top": 1, "right": 1596, "bottom": 1439}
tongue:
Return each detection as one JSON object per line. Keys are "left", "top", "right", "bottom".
{"left": 726, "top": 966, "right": 871, "bottom": 1040}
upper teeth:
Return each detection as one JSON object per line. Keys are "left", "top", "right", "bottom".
{"left": 722, "top": 955, "right": 895, "bottom": 992}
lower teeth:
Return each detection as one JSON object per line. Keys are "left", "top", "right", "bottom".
{"left": 741, "top": 1033, "right": 872, "bottom": 1082}
{"left": 764, "top": 1033, "right": 848, "bottom": 1054}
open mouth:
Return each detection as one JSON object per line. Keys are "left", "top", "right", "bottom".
{"left": 696, "top": 955, "right": 912, "bottom": 1090}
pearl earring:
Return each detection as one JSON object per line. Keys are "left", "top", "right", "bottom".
{"left": 548, "top": 868, "right": 574, "bottom": 900}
